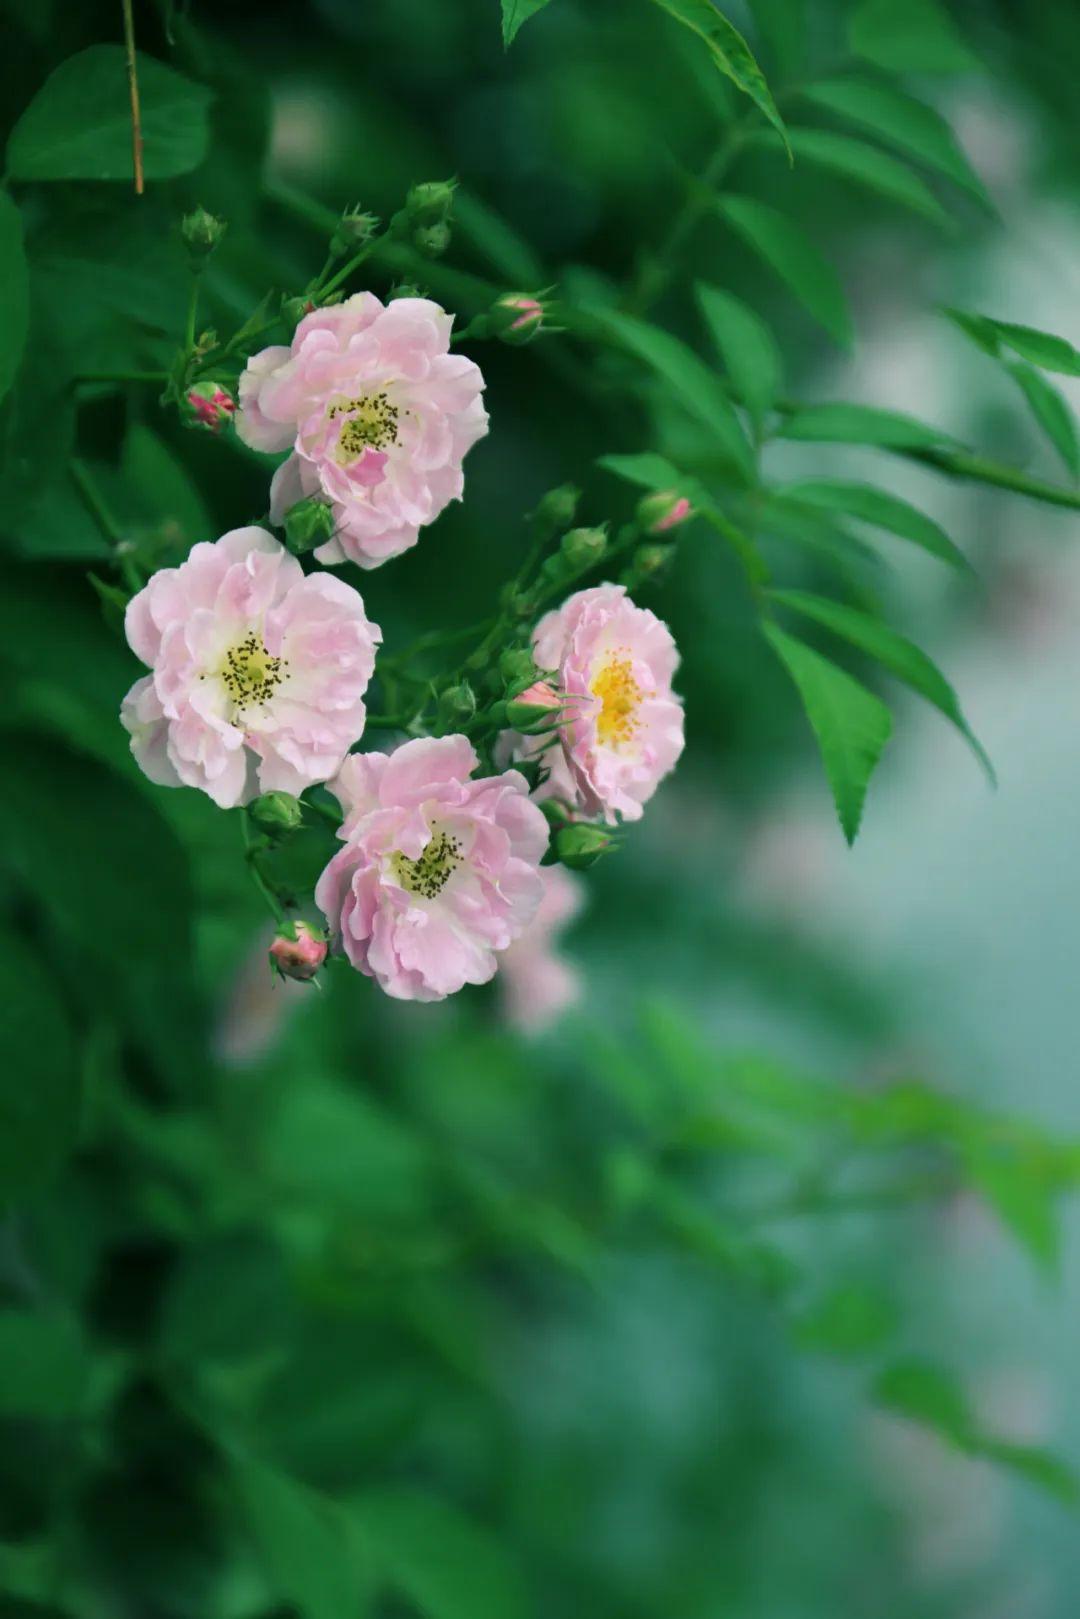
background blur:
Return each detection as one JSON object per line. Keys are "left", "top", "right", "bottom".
{"left": 3, "top": 1, "right": 1080, "bottom": 1614}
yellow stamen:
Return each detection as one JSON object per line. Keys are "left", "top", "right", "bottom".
{"left": 591, "top": 654, "right": 643, "bottom": 747}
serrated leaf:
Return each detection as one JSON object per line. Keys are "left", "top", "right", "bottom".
{"left": 775, "top": 479, "right": 970, "bottom": 572}
{"left": 762, "top": 622, "right": 892, "bottom": 842}
{"left": 649, "top": 0, "right": 790, "bottom": 157}
{"left": 7, "top": 45, "right": 213, "bottom": 182}
{"left": 779, "top": 402, "right": 956, "bottom": 449}
{"left": 848, "top": 0, "right": 977, "bottom": 75}
{"left": 589, "top": 308, "right": 753, "bottom": 479}
{"left": 0, "top": 194, "right": 29, "bottom": 405}
{"left": 358, "top": 1488, "right": 528, "bottom": 1619}
{"left": 764, "top": 127, "right": 951, "bottom": 226}
{"left": 769, "top": 588, "right": 994, "bottom": 782}
{"left": 715, "top": 194, "right": 852, "bottom": 346}
{"left": 801, "top": 76, "right": 990, "bottom": 208}
{"left": 695, "top": 282, "right": 782, "bottom": 435}
{"left": 1006, "top": 362, "right": 1080, "bottom": 479}
{"left": 500, "top": 0, "right": 553, "bottom": 46}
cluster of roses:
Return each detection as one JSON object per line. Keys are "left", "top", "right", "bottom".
{"left": 120, "top": 290, "right": 685, "bottom": 1006}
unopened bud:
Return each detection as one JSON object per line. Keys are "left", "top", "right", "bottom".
{"left": 269, "top": 921, "right": 327, "bottom": 982}
{"left": 637, "top": 489, "right": 693, "bottom": 535}
{"left": 248, "top": 791, "right": 303, "bottom": 839}
{"left": 283, "top": 496, "right": 335, "bottom": 556}
{"left": 414, "top": 221, "right": 451, "bottom": 258}
{"left": 184, "top": 382, "right": 235, "bottom": 433}
{"left": 505, "top": 680, "right": 562, "bottom": 735}
{"left": 531, "top": 484, "right": 580, "bottom": 534}
{"left": 555, "top": 822, "right": 614, "bottom": 871}
{"left": 388, "top": 281, "right": 425, "bottom": 302}
{"left": 181, "top": 206, "right": 227, "bottom": 263}
{"left": 330, "top": 207, "right": 379, "bottom": 257}
{"left": 500, "top": 647, "right": 537, "bottom": 688}
{"left": 560, "top": 525, "right": 607, "bottom": 570}
{"left": 281, "top": 295, "right": 318, "bottom": 330}
{"left": 405, "top": 178, "right": 457, "bottom": 222}
{"left": 622, "top": 543, "right": 673, "bottom": 589}
{"left": 491, "top": 292, "right": 545, "bottom": 345}
{"left": 436, "top": 680, "right": 477, "bottom": 727}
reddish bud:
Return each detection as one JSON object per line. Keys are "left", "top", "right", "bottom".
{"left": 185, "top": 383, "right": 236, "bottom": 433}
{"left": 506, "top": 679, "right": 562, "bottom": 734}
{"left": 637, "top": 489, "right": 693, "bottom": 535}
{"left": 269, "top": 922, "right": 327, "bottom": 982}
{"left": 493, "top": 293, "right": 545, "bottom": 344}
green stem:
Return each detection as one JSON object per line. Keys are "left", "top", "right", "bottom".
{"left": 72, "top": 370, "right": 168, "bottom": 386}
{"left": 184, "top": 270, "right": 202, "bottom": 358}
{"left": 625, "top": 124, "right": 747, "bottom": 315}
{"left": 241, "top": 813, "right": 288, "bottom": 926}
{"left": 907, "top": 446, "right": 1080, "bottom": 512}
{"left": 319, "top": 240, "right": 379, "bottom": 300}
{"left": 70, "top": 458, "right": 142, "bottom": 592}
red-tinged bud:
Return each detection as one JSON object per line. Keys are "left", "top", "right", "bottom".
{"left": 492, "top": 293, "right": 545, "bottom": 345}
{"left": 269, "top": 922, "right": 327, "bottom": 982}
{"left": 505, "top": 680, "right": 562, "bottom": 734}
{"left": 184, "top": 382, "right": 236, "bottom": 433}
{"left": 637, "top": 489, "right": 693, "bottom": 535}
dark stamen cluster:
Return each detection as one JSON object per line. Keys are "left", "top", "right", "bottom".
{"left": 220, "top": 632, "right": 286, "bottom": 718}
{"left": 393, "top": 828, "right": 463, "bottom": 899}
{"left": 329, "top": 390, "right": 400, "bottom": 457}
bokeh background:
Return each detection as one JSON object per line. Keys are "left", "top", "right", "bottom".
{"left": 3, "top": 0, "right": 1080, "bottom": 1614}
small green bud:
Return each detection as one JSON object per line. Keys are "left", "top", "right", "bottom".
{"left": 622, "top": 543, "right": 673, "bottom": 590}
{"left": 281, "top": 295, "right": 318, "bottom": 330}
{"left": 249, "top": 791, "right": 304, "bottom": 839}
{"left": 413, "top": 220, "right": 452, "bottom": 258}
{"left": 636, "top": 488, "right": 693, "bottom": 535}
{"left": 330, "top": 207, "right": 379, "bottom": 257}
{"left": 531, "top": 484, "right": 580, "bottom": 535}
{"left": 283, "top": 496, "right": 336, "bottom": 556}
{"left": 436, "top": 680, "right": 477, "bottom": 727}
{"left": 500, "top": 647, "right": 537, "bottom": 688}
{"left": 180, "top": 206, "right": 227, "bottom": 263}
{"left": 388, "top": 281, "right": 425, "bottom": 302}
{"left": 555, "top": 822, "right": 614, "bottom": 870}
{"left": 560, "top": 525, "right": 607, "bottom": 571}
{"left": 490, "top": 292, "right": 546, "bottom": 345}
{"left": 406, "top": 178, "right": 457, "bottom": 221}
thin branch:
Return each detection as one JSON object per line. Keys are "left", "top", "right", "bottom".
{"left": 121, "top": 0, "right": 144, "bottom": 197}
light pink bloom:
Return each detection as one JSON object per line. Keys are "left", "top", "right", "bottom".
{"left": 121, "top": 527, "right": 380, "bottom": 808}
{"left": 315, "top": 735, "right": 548, "bottom": 1002}
{"left": 532, "top": 583, "right": 684, "bottom": 824}
{"left": 234, "top": 293, "right": 488, "bottom": 570}
{"left": 499, "top": 865, "right": 585, "bottom": 1033}
{"left": 269, "top": 922, "right": 327, "bottom": 981}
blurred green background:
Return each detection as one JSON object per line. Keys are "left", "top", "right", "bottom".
{"left": 3, "top": 0, "right": 1080, "bottom": 1614}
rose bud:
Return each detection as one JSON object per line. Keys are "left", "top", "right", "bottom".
{"left": 269, "top": 922, "right": 327, "bottom": 982}
{"left": 555, "top": 822, "right": 615, "bottom": 871}
{"left": 506, "top": 680, "right": 562, "bottom": 735}
{"left": 492, "top": 293, "right": 545, "bottom": 345}
{"left": 283, "top": 494, "right": 336, "bottom": 556}
{"left": 248, "top": 791, "right": 304, "bottom": 840}
{"left": 184, "top": 383, "right": 236, "bottom": 433}
{"left": 637, "top": 489, "right": 693, "bottom": 535}
{"left": 180, "top": 206, "right": 227, "bottom": 264}
{"left": 559, "top": 525, "right": 607, "bottom": 570}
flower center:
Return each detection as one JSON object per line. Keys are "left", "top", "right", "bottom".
{"left": 391, "top": 827, "right": 463, "bottom": 899}
{"left": 327, "top": 390, "right": 400, "bottom": 463}
{"left": 218, "top": 632, "right": 287, "bottom": 719}
{"left": 591, "top": 654, "right": 643, "bottom": 747}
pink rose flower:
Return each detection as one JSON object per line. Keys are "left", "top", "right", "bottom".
{"left": 121, "top": 527, "right": 381, "bottom": 808}
{"left": 532, "top": 583, "right": 684, "bottom": 824}
{"left": 499, "top": 864, "right": 585, "bottom": 1033}
{"left": 234, "top": 293, "right": 488, "bottom": 570}
{"left": 315, "top": 735, "right": 549, "bottom": 1001}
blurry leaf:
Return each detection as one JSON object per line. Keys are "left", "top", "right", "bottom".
{"left": 962, "top": 1141, "right": 1059, "bottom": 1273}
{"left": 795, "top": 1283, "right": 899, "bottom": 1357}
{"left": 0, "top": 928, "right": 79, "bottom": 1201}
{"left": 1006, "top": 362, "right": 1080, "bottom": 479}
{"left": 768, "top": 589, "right": 994, "bottom": 781}
{"left": 762, "top": 623, "right": 892, "bottom": 843}
{"left": 501, "top": 0, "right": 552, "bottom": 46}
{"left": 848, "top": 0, "right": 977, "bottom": 75}
{"left": 0, "top": 194, "right": 29, "bottom": 405}
{"left": 160, "top": 1233, "right": 292, "bottom": 1365}
{"left": 236, "top": 1458, "right": 370, "bottom": 1619}
{"left": 357, "top": 1487, "right": 528, "bottom": 1619}
{"left": 588, "top": 308, "right": 753, "bottom": 479}
{"left": 874, "top": 1359, "right": 972, "bottom": 1444}
{"left": 774, "top": 479, "right": 970, "bottom": 572}
{"left": 0, "top": 1313, "right": 88, "bottom": 1418}
{"left": 943, "top": 308, "right": 1080, "bottom": 376}
{"left": 763, "top": 128, "right": 951, "bottom": 226}
{"left": 649, "top": 0, "right": 791, "bottom": 157}
{"left": 454, "top": 190, "right": 545, "bottom": 287}
{"left": 262, "top": 1077, "right": 430, "bottom": 1220}
{"left": 7, "top": 46, "right": 213, "bottom": 181}
{"left": 599, "top": 450, "right": 691, "bottom": 494}
{"left": 801, "top": 76, "right": 990, "bottom": 208}
{"left": 120, "top": 424, "right": 212, "bottom": 551}
{"left": 715, "top": 194, "right": 852, "bottom": 346}
{"left": 979, "top": 1441, "right": 1079, "bottom": 1503}
{"left": 747, "top": 0, "right": 806, "bottom": 77}
{"left": 696, "top": 282, "right": 782, "bottom": 435}
{"left": 779, "top": 402, "right": 956, "bottom": 449}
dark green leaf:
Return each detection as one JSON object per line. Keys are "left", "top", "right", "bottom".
{"left": 943, "top": 307, "right": 1080, "bottom": 377}
{"left": 0, "top": 929, "right": 79, "bottom": 1201}
{"left": 8, "top": 46, "right": 213, "bottom": 182}
{"left": 235, "top": 1459, "right": 370, "bottom": 1619}
{"left": 357, "top": 1487, "right": 527, "bottom": 1619}
{"left": 715, "top": 194, "right": 852, "bottom": 346}
{"left": 774, "top": 480, "right": 970, "bottom": 571}
{"left": 770, "top": 128, "right": 952, "bottom": 226}
{"left": 160, "top": 1233, "right": 292, "bottom": 1365}
{"left": 769, "top": 588, "right": 994, "bottom": 781}
{"left": 747, "top": 0, "right": 806, "bottom": 77}
{"left": 1007, "top": 362, "right": 1080, "bottom": 479}
{"left": 762, "top": 622, "right": 892, "bottom": 842}
{"left": 962, "top": 1140, "right": 1059, "bottom": 1272}
{"left": 848, "top": 0, "right": 977, "bottom": 75}
{"left": 0, "top": 1312, "right": 88, "bottom": 1417}
{"left": 794, "top": 1283, "right": 899, "bottom": 1357}
{"left": 779, "top": 402, "right": 956, "bottom": 449}
{"left": 649, "top": 0, "right": 790, "bottom": 156}
{"left": 0, "top": 193, "right": 29, "bottom": 404}
{"left": 696, "top": 282, "right": 782, "bottom": 434}
{"left": 874, "top": 1359, "right": 972, "bottom": 1444}
{"left": 501, "top": 0, "right": 553, "bottom": 46}
{"left": 599, "top": 451, "right": 767, "bottom": 583}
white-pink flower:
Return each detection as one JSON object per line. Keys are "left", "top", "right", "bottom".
{"left": 532, "top": 583, "right": 684, "bottom": 824}
{"left": 121, "top": 527, "right": 380, "bottom": 808}
{"left": 499, "top": 865, "right": 585, "bottom": 1033}
{"left": 235, "top": 293, "right": 488, "bottom": 570}
{"left": 316, "top": 736, "right": 549, "bottom": 1002}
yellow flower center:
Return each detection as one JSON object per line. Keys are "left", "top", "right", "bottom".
{"left": 591, "top": 654, "right": 643, "bottom": 747}
{"left": 217, "top": 632, "right": 287, "bottom": 719}
{"left": 327, "top": 390, "right": 400, "bottom": 463}
{"left": 391, "top": 828, "right": 463, "bottom": 899}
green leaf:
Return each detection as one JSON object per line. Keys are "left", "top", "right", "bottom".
{"left": 1006, "top": 361, "right": 1080, "bottom": 479}
{"left": 648, "top": 0, "right": 790, "bottom": 157}
{"left": 7, "top": 45, "right": 213, "bottom": 182}
{"left": 599, "top": 451, "right": 768, "bottom": 584}
{"left": 762, "top": 622, "right": 892, "bottom": 843}
{"left": 794, "top": 1283, "right": 899, "bottom": 1357}
{"left": 0, "top": 928, "right": 79, "bottom": 1201}
{"left": 358, "top": 1487, "right": 528, "bottom": 1619}
{"left": 0, "top": 1313, "right": 88, "bottom": 1418}
{"left": 874, "top": 1359, "right": 972, "bottom": 1444}
{"left": 500, "top": 0, "right": 552, "bottom": 45}
{"left": 715, "top": 194, "right": 852, "bottom": 346}
{"left": 747, "top": 0, "right": 806, "bottom": 77}
{"left": 773, "top": 127, "right": 951, "bottom": 227}
{"left": 774, "top": 479, "right": 970, "bottom": 572}
{"left": 235, "top": 1459, "right": 370, "bottom": 1619}
{"left": 962, "top": 1140, "right": 1060, "bottom": 1273}
{"left": 979, "top": 1441, "right": 1079, "bottom": 1503}
{"left": 160, "top": 1233, "right": 292, "bottom": 1366}
{"left": 800, "top": 76, "right": 990, "bottom": 208}
{"left": 848, "top": 0, "right": 977, "bottom": 75}
{"left": 779, "top": 402, "right": 956, "bottom": 449}
{"left": 0, "top": 194, "right": 29, "bottom": 404}
{"left": 695, "top": 282, "right": 782, "bottom": 435}
{"left": 943, "top": 307, "right": 1080, "bottom": 378}
{"left": 768, "top": 588, "right": 994, "bottom": 782}
{"left": 453, "top": 189, "right": 545, "bottom": 287}
{"left": 120, "top": 424, "right": 213, "bottom": 550}
{"left": 588, "top": 308, "right": 753, "bottom": 479}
